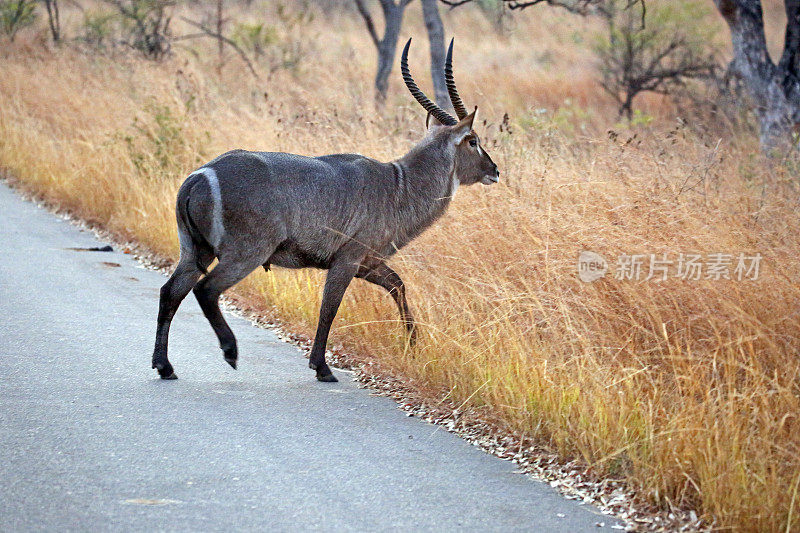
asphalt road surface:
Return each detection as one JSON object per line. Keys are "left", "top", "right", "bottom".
{"left": 0, "top": 181, "right": 619, "bottom": 531}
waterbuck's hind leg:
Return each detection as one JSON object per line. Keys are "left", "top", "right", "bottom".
{"left": 193, "top": 253, "right": 268, "bottom": 370}
{"left": 309, "top": 255, "right": 362, "bottom": 382}
{"left": 357, "top": 261, "right": 417, "bottom": 345}
{"left": 152, "top": 259, "right": 205, "bottom": 379}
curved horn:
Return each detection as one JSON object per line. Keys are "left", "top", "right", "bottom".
{"left": 445, "top": 38, "right": 468, "bottom": 120}
{"left": 401, "top": 38, "right": 458, "bottom": 126}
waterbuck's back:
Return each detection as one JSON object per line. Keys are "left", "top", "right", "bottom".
{"left": 182, "top": 150, "right": 400, "bottom": 268}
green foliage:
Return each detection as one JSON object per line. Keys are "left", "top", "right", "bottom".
{"left": 0, "top": 0, "right": 36, "bottom": 41}
{"left": 103, "top": 0, "right": 173, "bottom": 59}
{"left": 612, "top": 109, "right": 654, "bottom": 130}
{"left": 269, "top": 1, "right": 314, "bottom": 72}
{"left": 232, "top": 22, "right": 277, "bottom": 58}
{"left": 232, "top": 2, "right": 315, "bottom": 74}
{"left": 82, "top": 9, "right": 116, "bottom": 47}
{"left": 621, "top": 0, "right": 716, "bottom": 54}
{"left": 630, "top": 109, "right": 654, "bottom": 127}
{"left": 275, "top": 1, "right": 314, "bottom": 28}
{"left": 123, "top": 101, "right": 207, "bottom": 179}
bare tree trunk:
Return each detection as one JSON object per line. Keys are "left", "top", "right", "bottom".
{"left": 43, "top": 0, "right": 61, "bottom": 42}
{"left": 421, "top": 0, "right": 449, "bottom": 108}
{"left": 714, "top": 0, "right": 800, "bottom": 150}
{"left": 355, "top": 0, "right": 414, "bottom": 102}
{"left": 375, "top": 1, "right": 405, "bottom": 99}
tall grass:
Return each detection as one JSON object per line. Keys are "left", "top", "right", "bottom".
{"left": 1, "top": 2, "right": 799, "bottom": 530}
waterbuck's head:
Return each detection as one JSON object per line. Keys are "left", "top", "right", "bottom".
{"left": 401, "top": 38, "right": 500, "bottom": 186}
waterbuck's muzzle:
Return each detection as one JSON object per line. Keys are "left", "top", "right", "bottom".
{"left": 481, "top": 166, "right": 499, "bottom": 185}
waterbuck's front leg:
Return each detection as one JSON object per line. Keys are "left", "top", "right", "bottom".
{"left": 357, "top": 260, "right": 416, "bottom": 344}
{"left": 308, "top": 255, "right": 361, "bottom": 382}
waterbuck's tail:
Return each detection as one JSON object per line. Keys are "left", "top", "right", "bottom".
{"left": 176, "top": 172, "right": 213, "bottom": 275}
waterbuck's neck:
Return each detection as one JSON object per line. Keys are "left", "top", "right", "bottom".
{"left": 390, "top": 130, "right": 457, "bottom": 245}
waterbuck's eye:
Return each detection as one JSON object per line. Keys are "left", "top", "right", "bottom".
{"left": 468, "top": 139, "right": 477, "bottom": 147}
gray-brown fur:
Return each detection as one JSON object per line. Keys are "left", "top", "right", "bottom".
{"left": 152, "top": 39, "right": 498, "bottom": 382}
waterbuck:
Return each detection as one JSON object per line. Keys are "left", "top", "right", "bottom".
{"left": 152, "top": 38, "right": 499, "bottom": 382}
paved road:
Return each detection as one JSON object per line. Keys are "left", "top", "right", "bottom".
{"left": 0, "top": 182, "right": 617, "bottom": 532}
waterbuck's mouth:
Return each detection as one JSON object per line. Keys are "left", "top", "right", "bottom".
{"left": 481, "top": 175, "right": 499, "bottom": 185}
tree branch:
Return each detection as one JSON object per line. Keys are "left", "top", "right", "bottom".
{"left": 440, "top": 0, "right": 602, "bottom": 15}
{"left": 179, "top": 16, "right": 262, "bottom": 82}
{"left": 354, "top": 0, "right": 380, "bottom": 48}
{"left": 439, "top": 0, "right": 472, "bottom": 6}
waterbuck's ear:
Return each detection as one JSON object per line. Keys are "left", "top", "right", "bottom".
{"left": 451, "top": 107, "right": 477, "bottom": 144}
{"left": 426, "top": 112, "right": 447, "bottom": 130}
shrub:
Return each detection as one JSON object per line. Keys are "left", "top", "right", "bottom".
{"left": 0, "top": 0, "right": 36, "bottom": 41}
{"left": 232, "top": 22, "right": 278, "bottom": 58}
{"left": 593, "top": 0, "right": 718, "bottom": 119}
{"left": 104, "top": 0, "right": 174, "bottom": 59}
{"left": 82, "top": 9, "right": 117, "bottom": 48}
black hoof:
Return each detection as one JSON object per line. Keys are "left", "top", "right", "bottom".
{"left": 309, "top": 361, "right": 337, "bottom": 382}
{"left": 154, "top": 361, "right": 176, "bottom": 380}
{"left": 222, "top": 345, "right": 238, "bottom": 370}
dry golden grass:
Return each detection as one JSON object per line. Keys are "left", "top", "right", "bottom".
{"left": 1, "top": 2, "right": 799, "bottom": 530}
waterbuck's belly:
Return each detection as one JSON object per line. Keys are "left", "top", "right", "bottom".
{"left": 267, "top": 239, "right": 332, "bottom": 270}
